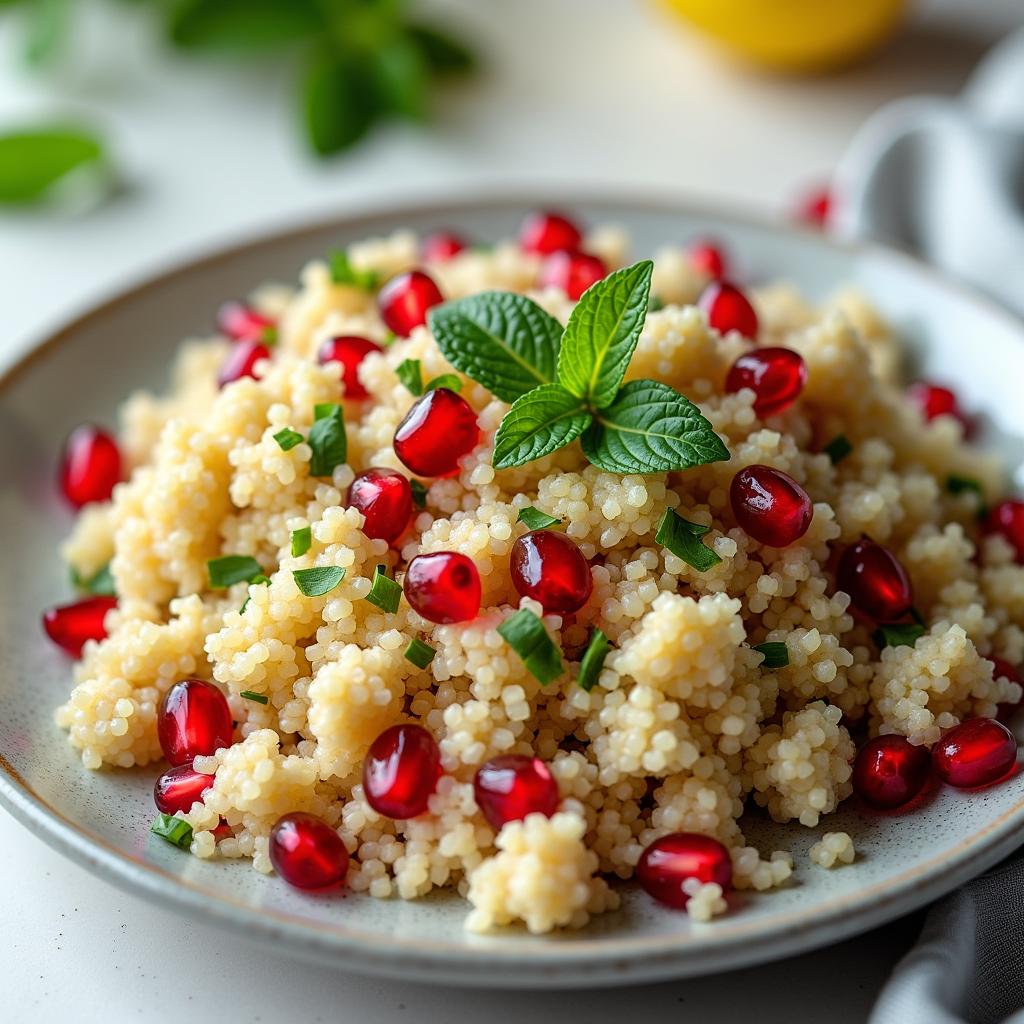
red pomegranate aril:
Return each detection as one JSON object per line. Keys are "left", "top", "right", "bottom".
{"left": 59, "top": 425, "right": 122, "bottom": 507}
{"left": 42, "top": 595, "right": 117, "bottom": 657}
{"left": 318, "top": 334, "right": 382, "bottom": 400}
{"left": 797, "top": 186, "right": 832, "bottom": 229}
{"left": 216, "top": 301, "right": 276, "bottom": 344}
{"left": 933, "top": 718, "right": 1017, "bottom": 789}
{"left": 637, "top": 833, "right": 733, "bottom": 909}
{"left": 157, "top": 679, "right": 233, "bottom": 767}
{"left": 698, "top": 280, "right": 759, "bottom": 340}
{"left": 404, "top": 551, "right": 481, "bottom": 624}
{"left": 689, "top": 240, "right": 727, "bottom": 279}
{"left": 378, "top": 270, "right": 444, "bottom": 337}
{"left": 852, "top": 735, "right": 931, "bottom": 809}
{"left": 730, "top": 465, "right": 812, "bottom": 547}
{"left": 363, "top": 724, "right": 441, "bottom": 819}
{"left": 217, "top": 338, "right": 270, "bottom": 388}
{"left": 422, "top": 231, "right": 468, "bottom": 262}
{"left": 510, "top": 530, "right": 592, "bottom": 615}
{"left": 393, "top": 387, "right": 479, "bottom": 477}
{"left": 519, "top": 210, "right": 583, "bottom": 255}
{"left": 348, "top": 467, "right": 413, "bottom": 544}
{"left": 837, "top": 539, "right": 914, "bottom": 622}
{"left": 269, "top": 812, "right": 349, "bottom": 890}
{"left": 473, "top": 755, "right": 559, "bottom": 830}
{"left": 985, "top": 500, "right": 1024, "bottom": 562}
{"left": 538, "top": 250, "right": 607, "bottom": 300}
{"left": 908, "top": 382, "right": 970, "bottom": 431}
{"left": 725, "top": 347, "right": 807, "bottom": 417}
{"left": 154, "top": 765, "right": 215, "bottom": 815}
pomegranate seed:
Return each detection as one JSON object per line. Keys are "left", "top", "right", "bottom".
{"left": 42, "top": 595, "right": 117, "bottom": 657}
{"left": 519, "top": 210, "right": 583, "bottom": 255}
{"left": 157, "top": 679, "right": 233, "bottom": 767}
{"left": 725, "top": 347, "right": 807, "bottom": 417}
{"left": 393, "top": 387, "right": 479, "bottom": 477}
{"left": 538, "top": 250, "right": 607, "bottom": 300}
{"left": 363, "top": 724, "right": 441, "bottom": 819}
{"left": 59, "top": 425, "right": 122, "bottom": 507}
{"left": 404, "top": 551, "right": 480, "bottom": 624}
{"left": 216, "top": 301, "right": 276, "bottom": 344}
{"left": 852, "top": 735, "right": 931, "bottom": 809}
{"left": 217, "top": 338, "right": 270, "bottom": 388}
{"left": 422, "top": 231, "right": 468, "bottom": 262}
{"left": 698, "top": 280, "right": 759, "bottom": 340}
{"left": 688, "top": 240, "right": 727, "bottom": 279}
{"left": 636, "top": 833, "right": 733, "bottom": 909}
{"left": 473, "top": 755, "right": 559, "bottom": 830}
{"left": 730, "top": 465, "right": 813, "bottom": 547}
{"left": 837, "top": 539, "right": 914, "bottom": 622}
{"left": 348, "top": 467, "right": 413, "bottom": 544}
{"left": 933, "top": 718, "right": 1017, "bottom": 788}
{"left": 908, "top": 382, "right": 970, "bottom": 432}
{"left": 984, "top": 500, "right": 1024, "bottom": 562}
{"left": 510, "top": 530, "right": 592, "bottom": 615}
{"left": 797, "top": 186, "right": 832, "bottom": 228}
{"left": 378, "top": 270, "right": 443, "bottom": 337}
{"left": 318, "top": 334, "right": 382, "bottom": 400}
{"left": 154, "top": 765, "right": 215, "bottom": 815}
{"left": 269, "top": 812, "right": 349, "bottom": 890}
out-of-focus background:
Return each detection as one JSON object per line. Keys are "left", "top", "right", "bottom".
{"left": 1, "top": 1, "right": 1022, "bottom": 1020}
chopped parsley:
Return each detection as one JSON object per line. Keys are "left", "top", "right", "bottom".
{"left": 291, "top": 526, "right": 312, "bottom": 558}
{"left": 655, "top": 509, "right": 722, "bottom": 572}
{"left": 497, "top": 609, "right": 563, "bottom": 685}
{"left": 208, "top": 555, "right": 264, "bottom": 589}
{"left": 307, "top": 403, "right": 347, "bottom": 476}
{"left": 823, "top": 434, "right": 853, "bottom": 465}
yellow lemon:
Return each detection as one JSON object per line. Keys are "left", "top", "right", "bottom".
{"left": 661, "top": 0, "right": 910, "bottom": 73}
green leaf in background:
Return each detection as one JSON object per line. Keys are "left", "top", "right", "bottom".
{"left": 492, "top": 384, "right": 591, "bottom": 470}
{"left": 406, "top": 21, "right": 476, "bottom": 76}
{"left": 582, "top": 379, "right": 729, "bottom": 474}
{"left": 0, "top": 127, "right": 107, "bottom": 205}
{"left": 302, "top": 47, "right": 379, "bottom": 156}
{"left": 167, "top": 0, "right": 324, "bottom": 50}
{"left": 25, "top": 0, "right": 70, "bottom": 66}
{"left": 429, "top": 292, "right": 563, "bottom": 403}
{"left": 557, "top": 260, "right": 654, "bottom": 409}
{"left": 372, "top": 34, "right": 427, "bottom": 119}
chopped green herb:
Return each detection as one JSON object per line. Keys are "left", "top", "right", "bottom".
{"left": 404, "top": 637, "right": 437, "bottom": 669}
{"left": 292, "top": 565, "right": 346, "bottom": 598}
{"left": 874, "top": 621, "right": 925, "bottom": 650}
{"left": 517, "top": 506, "right": 563, "bottom": 531}
{"left": 208, "top": 554, "right": 264, "bottom": 589}
{"left": 655, "top": 509, "right": 722, "bottom": 572}
{"left": 261, "top": 324, "right": 279, "bottom": 346}
{"left": 410, "top": 478, "right": 428, "bottom": 509}
{"left": 396, "top": 358, "right": 424, "bottom": 396}
{"left": 240, "top": 690, "right": 269, "bottom": 705}
{"left": 72, "top": 562, "right": 116, "bottom": 597}
{"left": 497, "top": 609, "right": 563, "bottom": 685}
{"left": 824, "top": 434, "right": 853, "bottom": 465}
{"left": 151, "top": 813, "right": 193, "bottom": 850}
{"left": 577, "top": 628, "right": 611, "bottom": 691}
{"left": 365, "top": 564, "right": 402, "bottom": 614}
{"left": 307, "top": 402, "right": 347, "bottom": 476}
{"left": 753, "top": 641, "right": 789, "bottom": 669}
{"left": 290, "top": 526, "right": 312, "bottom": 558}
{"left": 327, "top": 249, "right": 380, "bottom": 290}
{"left": 425, "top": 373, "right": 462, "bottom": 393}
{"left": 239, "top": 574, "right": 270, "bottom": 613}
{"left": 273, "top": 427, "right": 304, "bottom": 451}
{"left": 947, "top": 474, "right": 985, "bottom": 505}
{"left": 647, "top": 295, "right": 665, "bottom": 312}
{"left": 382, "top": 330, "right": 398, "bottom": 346}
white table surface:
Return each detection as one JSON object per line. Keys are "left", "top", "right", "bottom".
{"left": 1, "top": 1, "right": 1021, "bottom": 1019}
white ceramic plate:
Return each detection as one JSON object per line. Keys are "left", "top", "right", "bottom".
{"left": 3, "top": 192, "right": 1024, "bottom": 989}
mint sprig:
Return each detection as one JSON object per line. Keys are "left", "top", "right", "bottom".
{"left": 492, "top": 385, "right": 591, "bottom": 470}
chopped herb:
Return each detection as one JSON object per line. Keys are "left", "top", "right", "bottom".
{"left": 208, "top": 555, "right": 264, "bottom": 589}
{"left": 365, "top": 564, "right": 402, "bottom": 614}
{"left": 947, "top": 475, "right": 987, "bottom": 517}
{"left": 753, "top": 641, "right": 790, "bottom": 669}
{"left": 497, "top": 609, "right": 564, "bottom": 685}
{"left": 874, "top": 621, "right": 925, "bottom": 650}
{"left": 404, "top": 637, "right": 437, "bottom": 669}
{"left": 410, "top": 478, "right": 428, "bottom": 509}
{"left": 396, "top": 358, "right": 424, "bottom": 396}
{"left": 291, "top": 526, "right": 312, "bottom": 558}
{"left": 425, "top": 373, "right": 462, "bottom": 393}
{"left": 239, "top": 574, "right": 270, "bottom": 614}
{"left": 261, "top": 324, "right": 279, "bottom": 346}
{"left": 648, "top": 295, "right": 665, "bottom": 312}
{"left": 655, "top": 509, "right": 722, "bottom": 572}
{"left": 307, "top": 402, "right": 347, "bottom": 476}
{"left": 72, "top": 562, "right": 116, "bottom": 597}
{"left": 577, "top": 628, "right": 611, "bottom": 691}
{"left": 240, "top": 690, "right": 269, "bottom": 705}
{"left": 292, "top": 565, "right": 347, "bottom": 597}
{"left": 328, "top": 249, "right": 380, "bottom": 291}
{"left": 517, "top": 506, "right": 563, "bottom": 531}
{"left": 823, "top": 434, "right": 853, "bottom": 465}
{"left": 382, "top": 330, "right": 398, "bottom": 346}
{"left": 151, "top": 813, "right": 193, "bottom": 850}
{"left": 273, "top": 427, "right": 304, "bottom": 451}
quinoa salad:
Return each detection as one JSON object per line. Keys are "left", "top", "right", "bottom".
{"left": 45, "top": 211, "right": 1024, "bottom": 934}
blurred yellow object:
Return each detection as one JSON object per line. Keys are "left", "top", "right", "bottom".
{"left": 661, "top": 0, "right": 910, "bottom": 72}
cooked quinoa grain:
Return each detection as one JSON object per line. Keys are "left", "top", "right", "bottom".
{"left": 809, "top": 831, "right": 856, "bottom": 868}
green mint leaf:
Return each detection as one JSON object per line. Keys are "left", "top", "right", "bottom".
{"left": 557, "top": 260, "right": 654, "bottom": 408}
{"left": 947, "top": 475, "right": 983, "bottom": 497}
{"left": 582, "top": 379, "right": 729, "bottom": 474}
{"left": 396, "top": 359, "right": 424, "bottom": 396}
{"left": 517, "top": 507, "right": 563, "bottom": 530}
{"left": 425, "top": 373, "right": 462, "bottom": 393}
{"left": 647, "top": 295, "right": 665, "bottom": 313}
{"left": 151, "top": 813, "right": 193, "bottom": 850}
{"left": 577, "top": 628, "right": 611, "bottom": 691}
{"left": 327, "top": 248, "right": 380, "bottom": 290}
{"left": 365, "top": 565, "right": 402, "bottom": 614}
{"left": 302, "top": 47, "right": 378, "bottom": 157}
{"left": 823, "top": 434, "right": 853, "bottom": 465}
{"left": 406, "top": 22, "right": 476, "bottom": 76}
{"left": 307, "top": 403, "right": 347, "bottom": 476}
{"left": 428, "top": 292, "right": 563, "bottom": 403}
{"left": 238, "top": 573, "right": 269, "bottom": 614}
{"left": 239, "top": 690, "right": 269, "bottom": 705}
{"left": 409, "top": 479, "right": 428, "bottom": 509}
{"left": 492, "top": 384, "right": 591, "bottom": 470}
{"left": 71, "top": 562, "right": 116, "bottom": 597}
{"left": 874, "top": 621, "right": 926, "bottom": 650}
{"left": 273, "top": 427, "right": 304, "bottom": 451}
{"left": 167, "top": 0, "right": 323, "bottom": 51}
{"left": 208, "top": 555, "right": 263, "bottom": 589}
{"left": 0, "top": 127, "right": 107, "bottom": 205}
{"left": 372, "top": 36, "right": 428, "bottom": 120}
{"left": 753, "top": 641, "right": 789, "bottom": 669}
{"left": 655, "top": 509, "right": 722, "bottom": 572}
{"left": 497, "top": 609, "right": 564, "bottom": 685}
{"left": 25, "top": 0, "right": 70, "bottom": 67}
{"left": 404, "top": 637, "right": 437, "bottom": 669}
{"left": 290, "top": 526, "right": 312, "bottom": 558}
{"left": 292, "top": 565, "right": 346, "bottom": 597}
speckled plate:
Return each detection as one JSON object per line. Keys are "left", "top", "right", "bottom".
{"left": 3, "top": 192, "right": 1024, "bottom": 988}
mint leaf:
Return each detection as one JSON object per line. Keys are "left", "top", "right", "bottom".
{"left": 372, "top": 35, "right": 428, "bottom": 120}
{"left": 302, "top": 46, "right": 378, "bottom": 156}
{"left": 753, "top": 641, "right": 789, "bottom": 669}
{"left": 428, "top": 292, "right": 562, "bottom": 403}
{"left": 407, "top": 22, "right": 476, "bottom": 76}
{"left": 492, "top": 384, "right": 591, "bottom": 470}
{"left": 208, "top": 555, "right": 264, "bottom": 589}
{"left": 517, "top": 507, "right": 562, "bottom": 530}
{"left": 396, "top": 359, "right": 424, "bottom": 396}
{"left": 307, "top": 403, "right": 347, "bottom": 476}
{"left": 655, "top": 509, "right": 722, "bottom": 572}
{"left": 557, "top": 260, "right": 654, "bottom": 408}
{"left": 425, "top": 373, "right": 462, "bottom": 393}
{"left": 328, "top": 248, "right": 380, "bottom": 290}
{"left": 0, "top": 127, "right": 107, "bottom": 205}
{"left": 168, "top": 0, "right": 323, "bottom": 51}
{"left": 497, "top": 609, "right": 563, "bottom": 685}
{"left": 577, "top": 628, "right": 611, "bottom": 691}
{"left": 292, "top": 565, "right": 346, "bottom": 597}
{"left": 582, "top": 379, "right": 729, "bottom": 474}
